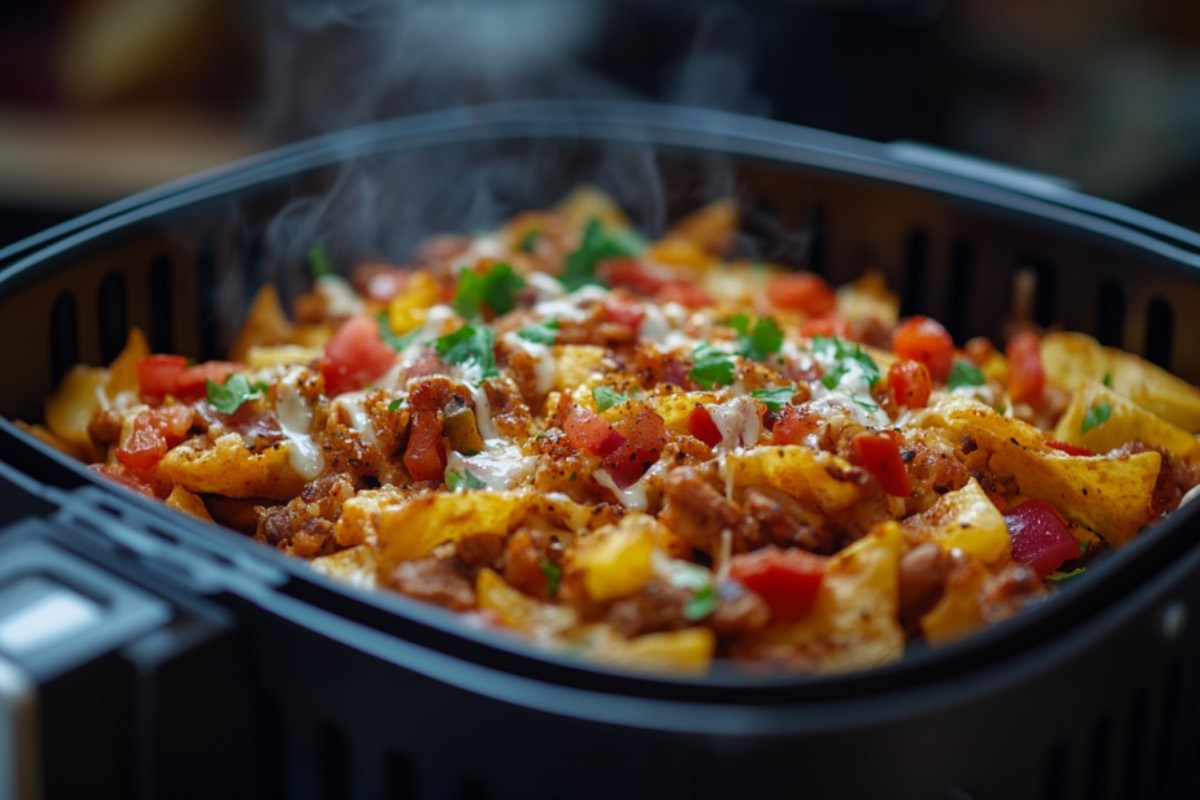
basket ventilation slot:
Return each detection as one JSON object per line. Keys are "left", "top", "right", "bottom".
{"left": 1123, "top": 687, "right": 1149, "bottom": 799}
{"left": 148, "top": 253, "right": 174, "bottom": 353}
{"left": 49, "top": 291, "right": 78, "bottom": 384}
{"left": 384, "top": 752, "right": 417, "bottom": 797}
{"left": 316, "top": 720, "right": 348, "bottom": 800}
{"left": 1144, "top": 297, "right": 1174, "bottom": 369}
{"left": 1086, "top": 716, "right": 1112, "bottom": 799}
{"left": 98, "top": 272, "right": 127, "bottom": 363}
{"left": 902, "top": 228, "right": 929, "bottom": 316}
{"left": 194, "top": 239, "right": 219, "bottom": 360}
{"left": 1097, "top": 281, "right": 1125, "bottom": 348}
{"left": 1042, "top": 742, "right": 1067, "bottom": 800}
{"left": 946, "top": 239, "right": 973, "bottom": 341}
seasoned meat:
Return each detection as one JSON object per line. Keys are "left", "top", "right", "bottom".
{"left": 385, "top": 556, "right": 476, "bottom": 611}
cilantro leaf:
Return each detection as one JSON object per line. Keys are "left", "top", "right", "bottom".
{"left": 518, "top": 228, "right": 541, "bottom": 253}
{"left": 434, "top": 324, "right": 498, "bottom": 380}
{"left": 812, "top": 336, "right": 880, "bottom": 391}
{"left": 750, "top": 385, "right": 796, "bottom": 411}
{"left": 206, "top": 373, "right": 266, "bottom": 414}
{"left": 453, "top": 262, "right": 525, "bottom": 319}
{"left": 516, "top": 319, "right": 560, "bottom": 345}
{"left": 1081, "top": 401, "right": 1111, "bottom": 433}
{"left": 1102, "top": 371, "right": 1113, "bottom": 388}
{"left": 592, "top": 386, "right": 633, "bottom": 412}
{"left": 727, "top": 313, "right": 751, "bottom": 335}
{"left": 852, "top": 395, "right": 880, "bottom": 412}
{"left": 561, "top": 217, "right": 645, "bottom": 292}
{"left": 689, "top": 342, "right": 736, "bottom": 389}
{"left": 736, "top": 316, "right": 784, "bottom": 362}
{"left": 446, "top": 469, "right": 487, "bottom": 491}
{"left": 387, "top": 398, "right": 405, "bottom": 412}
{"left": 308, "top": 243, "right": 335, "bottom": 280}
{"left": 947, "top": 359, "right": 985, "bottom": 389}
{"left": 683, "top": 584, "right": 717, "bottom": 621}
{"left": 539, "top": 559, "right": 563, "bottom": 599}
{"left": 376, "top": 310, "right": 421, "bottom": 352}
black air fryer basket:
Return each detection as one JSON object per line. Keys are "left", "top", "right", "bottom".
{"left": 3, "top": 102, "right": 1200, "bottom": 800}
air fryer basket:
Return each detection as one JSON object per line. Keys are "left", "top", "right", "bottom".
{"left": 3, "top": 102, "right": 1200, "bottom": 799}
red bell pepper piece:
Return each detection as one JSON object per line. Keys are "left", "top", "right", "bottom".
{"left": 687, "top": 405, "right": 723, "bottom": 447}
{"left": 851, "top": 432, "right": 913, "bottom": 497}
{"left": 729, "top": 547, "right": 827, "bottom": 621}
{"left": 1004, "top": 499, "right": 1081, "bottom": 577}
{"left": 403, "top": 410, "right": 447, "bottom": 482}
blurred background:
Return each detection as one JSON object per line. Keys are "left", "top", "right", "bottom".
{"left": 2, "top": 0, "right": 1199, "bottom": 246}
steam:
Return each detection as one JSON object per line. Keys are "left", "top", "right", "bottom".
{"left": 254, "top": 1, "right": 783, "bottom": 283}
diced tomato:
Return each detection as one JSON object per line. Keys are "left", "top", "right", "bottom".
{"left": 1046, "top": 439, "right": 1095, "bottom": 457}
{"left": 173, "top": 361, "right": 237, "bottom": 400}
{"left": 887, "top": 359, "right": 932, "bottom": 409}
{"left": 892, "top": 316, "right": 955, "bottom": 382}
{"left": 602, "top": 407, "right": 667, "bottom": 488}
{"left": 656, "top": 282, "right": 714, "bottom": 309}
{"left": 1004, "top": 499, "right": 1081, "bottom": 577}
{"left": 115, "top": 405, "right": 195, "bottom": 472}
{"left": 770, "top": 273, "right": 837, "bottom": 317}
{"left": 403, "top": 410, "right": 446, "bottom": 482}
{"left": 603, "top": 258, "right": 668, "bottom": 295}
{"left": 687, "top": 405, "right": 723, "bottom": 447}
{"left": 771, "top": 405, "right": 819, "bottom": 445}
{"left": 562, "top": 404, "right": 626, "bottom": 456}
{"left": 600, "top": 295, "right": 646, "bottom": 331}
{"left": 137, "top": 355, "right": 237, "bottom": 403}
{"left": 1006, "top": 331, "right": 1045, "bottom": 405}
{"left": 851, "top": 432, "right": 913, "bottom": 497}
{"left": 320, "top": 315, "right": 397, "bottom": 397}
{"left": 729, "top": 547, "right": 827, "bottom": 621}
{"left": 89, "top": 463, "right": 161, "bottom": 498}
{"left": 799, "top": 315, "right": 851, "bottom": 339}
{"left": 137, "top": 355, "right": 188, "bottom": 402}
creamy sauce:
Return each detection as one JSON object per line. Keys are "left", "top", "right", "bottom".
{"left": 316, "top": 275, "right": 364, "bottom": 318}
{"left": 332, "top": 391, "right": 380, "bottom": 448}
{"left": 502, "top": 331, "right": 557, "bottom": 395}
{"left": 708, "top": 396, "right": 762, "bottom": 452}
{"left": 804, "top": 391, "right": 890, "bottom": 429}
{"left": 445, "top": 442, "right": 536, "bottom": 491}
{"left": 532, "top": 284, "right": 609, "bottom": 322}
{"left": 469, "top": 383, "right": 501, "bottom": 441}
{"left": 276, "top": 371, "right": 325, "bottom": 480}
{"left": 593, "top": 469, "right": 647, "bottom": 511}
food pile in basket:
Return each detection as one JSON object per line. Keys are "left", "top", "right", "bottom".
{"left": 31, "top": 188, "right": 1200, "bottom": 674}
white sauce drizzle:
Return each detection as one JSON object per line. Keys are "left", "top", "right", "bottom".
{"left": 708, "top": 396, "right": 763, "bottom": 452}
{"left": 502, "top": 331, "right": 557, "bottom": 395}
{"left": 316, "top": 275, "right": 364, "bottom": 317}
{"left": 445, "top": 442, "right": 536, "bottom": 491}
{"left": 592, "top": 469, "right": 648, "bottom": 511}
{"left": 332, "top": 391, "right": 379, "bottom": 448}
{"left": 469, "top": 383, "right": 501, "bottom": 441}
{"left": 276, "top": 371, "right": 325, "bottom": 480}
{"left": 532, "top": 284, "right": 609, "bottom": 322}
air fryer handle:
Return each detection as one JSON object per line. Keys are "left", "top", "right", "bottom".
{"left": 884, "top": 140, "right": 1078, "bottom": 195}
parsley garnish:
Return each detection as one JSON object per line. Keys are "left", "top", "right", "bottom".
{"left": 387, "top": 398, "right": 405, "bottom": 412}
{"left": 689, "top": 342, "right": 737, "bottom": 389}
{"left": 308, "top": 243, "right": 335, "bottom": 279}
{"left": 684, "top": 584, "right": 718, "bottom": 621}
{"left": 947, "top": 359, "right": 985, "bottom": 389}
{"left": 852, "top": 396, "right": 880, "bottom": 412}
{"left": 750, "top": 385, "right": 796, "bottom": 411}
{"left": 446, "top": 469, "right": 487, "bottom": 491}
{"left": 518, "top": 228, "right": 541, "bottom": 253}
{"left": 516, "top": 319, "right": 560, "bottom": 345}
{"left": 1046, "top": 566, "right": 1086, "bottom": 582}
{"left": 453, "top": 262, "right": 524, "bottom": 319}
{"left": 539, "top": 559, "right": 563, "bottom": 599}
{"left": 376, "top": 310, "right": 421, "bottom": 352}
{"left": 1102, "top": 372, "right": 1113, "bottom": 388}
{"left": 593, "top": 386, "right": 632, "bottom": 412}
{"left": 812, "top": 336, "right": 880, "bottom": 391}
{"left": 730, "top": 315, "right": 783, "bottom": 361}
{"left": 206, "top": 373, "right": 267, "bottom": 414}
{"left": 561, "top": 217, "right": 645, "bottom": 292}
{"left": 435, "top": 324, "right": 498, "bottom": 380}
{"left": 1081, "top": 401, "right": 1111, "bottom": 433}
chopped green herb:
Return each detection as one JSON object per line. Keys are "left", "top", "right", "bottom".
{"left": 561, "top": 217, "right": 645, "bottom": 292}
{"left": 852, "top": 396, "right": 880, "bottom": 412}
{"left": 947, "top": 359, "right": 985, "bottom": 389}
{"left": 434, "top": 324, "right": 498, "bottom": 380}
{"left": 516, "top": 319, "right": 560, "bottom": 345}
{"left": 518, "top": 228, "right": 542, "bottom": 253}
{"left": 750, "top": 385, "right": 796, "bottom": 411}
{"left": 376, "top": 310, "right": 421, "bottom": 352}
{"left": 453, "top": 262, "right": 525, "bottom": 319}
{"left": 446, "top": 469, "right": 487, "bottom": 491}
{"left": 593, "top": 386, "right": 632, "bottom": 412}
{"left": 1081, "top": 401, "right": 1111, "bottom": 433}
{"left": 1046, "top": 567, "right": 1086, "bottom": 582}
{"left": 1102, "top": 371, "right": 1113, "bottom": 388}
{"left": 689, "top": 342, "right": 737, "bottom": 389}
{"left": 812, "top": 336, "right": 881, "bottom": 391}
{"left": 387, "top": 398, "right": 405, "bottom": 412}
{"left": 736, "top": 316, "right": 784, "bottom": 361}
{"left": 308, "top": 243, "right": 335, "bottom": 279}
{"left": 727, "top": 313, "right": 751, "bottom": 335}
{"left": 206, "top": 373, "right": 266, "bottom": 414}
{"left": 684, "top": 584, "right": 718, "bottom": 621}
{"left": 539, "top": 559, "right": 563, "bottom": 598}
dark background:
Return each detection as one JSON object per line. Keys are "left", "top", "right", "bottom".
{"left": 2, "top": 0, "right": 1199, "bottom": 246}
